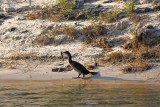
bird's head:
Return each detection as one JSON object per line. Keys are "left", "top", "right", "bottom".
{"left": 63, "top": 51, "right": 71, "bottom": 56}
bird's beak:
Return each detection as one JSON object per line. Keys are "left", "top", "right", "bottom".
{"left": 62, "top": 52, "right": 67, "bottom": 55}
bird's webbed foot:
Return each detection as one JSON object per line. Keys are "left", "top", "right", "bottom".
{"left": 77, "top": 74, "right": 81, "bottom": 78}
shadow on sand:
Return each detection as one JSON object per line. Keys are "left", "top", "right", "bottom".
{"left": 90, "top": 72, "right": 123, "bottom": 80}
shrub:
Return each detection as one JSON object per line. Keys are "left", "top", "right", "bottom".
{"left": 129, "top": 13, "right": 141, "bottom": 23}
{"left": 99, "top": 51, "right": 133, "bottom": 64}
{"left": 34, "top": 35, "right": 54, "bottom": 46}
{"left": 99, "top": 10, "right": 120, "bottom": 23}
{"left": 63, "top": 25, "right": 77, "bottom": 40}
{"left": 81, "top": 22, "right": 106, "bottom": 44}
{"left": 124, "top": 2, "right": 137, "bottom": 15}
{"left": 27, "top": 0, "right": 77, "bottom": 21}
{"left": 121, "top": 60, "right": 152, "bottom": 73}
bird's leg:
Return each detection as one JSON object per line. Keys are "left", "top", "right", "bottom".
{"left": 83, "top": 74, "right": 85, "bottom": 78}
{"left": 77, "top": 74, "right": 81, "bottom": 78}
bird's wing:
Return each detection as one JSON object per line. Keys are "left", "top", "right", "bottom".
{"left": 70, "top": 61, "right": 90, "bottom": 74}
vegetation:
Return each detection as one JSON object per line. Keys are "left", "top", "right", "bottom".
{"left": 2, "top": 0, "right": 160, "bottom": 75}
{"left": 91, "top": 37, "right": 112, "bottom": 51}
{"left": 27, "top": 0, "right": 77, "bottom": 21}
{"left": 129, "top": 13, "right": 140, "bottom": 23}
{"left": 123, "top": 1, "right": 137, "bottom": 15}
{"left": 81, "top": 22, "right": 106, "bottom": 44}
{"left": 98, "top": 30, "right": 160, "bottom": 73}
{"left": 34, "top": 35, "right": 54, "bottom": 46}
{"left": 63, "top": 25, "right": 78, "bottom": 40}
{"left": 121, "top": 61, "right": 152, "bottom": 73}
{"left": 99, "top": 9, "right": 120, "bottom": 23}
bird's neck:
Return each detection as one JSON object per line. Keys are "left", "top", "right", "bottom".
{"left": 68, "top": 55, "right": 72, "bottom": 63}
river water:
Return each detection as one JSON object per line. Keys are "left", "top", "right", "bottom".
{"left": 0, "top": 80, "right": 160, "bottom": 107}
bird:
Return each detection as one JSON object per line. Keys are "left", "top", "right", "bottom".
{"left": 62, "top": 51, "right": 98, "bottom": 78}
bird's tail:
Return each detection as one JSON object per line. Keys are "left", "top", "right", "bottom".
{"left": 90, "top": 72, "right": 98, "bottom": 75}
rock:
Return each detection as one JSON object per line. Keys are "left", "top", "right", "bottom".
{"left": 75, "top": 0, "right": 84, "bottom": 7}
{"left": 52, "top": 67, "right": 66, "bottom": 72}
{"left": 1, "top": 35, "right": 9, "bottom": 40}
{"left": 65, "top": 65, "right": 72, "bottom": 71}
{"left": 146, "top": 25, "right": 154, "bottom": 29}
{"left": 52, "top": 65, "right": 72, "bottom": 72}
{"left": 0, "top": 14, "right": 7, "bottom": 19}
{"left": 153, "top": 5, "right": 160, "bottom": 11}
{"left": 117, "top": 11, "right": 127, "bottom": 19}
{"left": 134, "top": 7, "right": 152, "bottom": 13}
{"left": 14, "top": 36, "right": 22, "bottom": 41}
{"left": 86, "top": 7, "right": 102, "bottom": 17}
{"left": 76, "top": 12, "right": 86, "bottom": 20}
{"left": 136, "top": 28, "right": 160, "bottom": 46}
{"left": 96, "top": 4, "right": 103, "bottom": 8}
{"left": 16, "top": 15, "right": 26, "bottom": 20}
{"left": 0, "top": 20, "right": 3, "bottom": 25}
{"left": 103, "top": 0, "right": 113, "bottom": 3}
{"left": 21, "top": 30, "right": 29, "bottom": 33}
{"left": 140, "top": 0, "right": 160, "bottom": 4}
{"left": 116, "top": 19, "right": 130, "bottom": 30}
{"left": 123, "top": 0, "right": 140, "bottom": 4}
{"left": 16, "top": 6, "right": 31, "bottom": 12}
{"left": 3, "top": 7, "right": 15, "bottom": 13}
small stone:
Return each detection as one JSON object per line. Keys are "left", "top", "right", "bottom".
{"left": 116, "top": 19, "right": 129, "bottom": 30}
{"left": 96, "top": 4, "right": 103, "bottom": 8}
{"left": 146, "top": 25, "right": 154, "bottom": 29}
{"left": 3, "top": 7, "right": 15, "bottom": 13}
{"left": 135, "top": 7, "right": 152, "bottom": 13}
{"left": 153, "top": 5, "right": 160, "bottom": 11}
{"left": 52, "top": 67, "right": 66, "bottom": 72}
{"left": 0, "top": 14, "right": 7, "bottom": 19}
{"left": 8, "top": 27, "right": 17, "bottom": 32}
{"left": 76, "top": 12, "right": 86, "bottom": 20}
{"left": 65, "top": 65, "right": 72, "bottom": 71}
{"left": 21, "top": 30, "right": 29, "bottom": 33}
{"left": 14, "top": 36, "right": 21, "bottom": 41}
{"left": 75, "top": 0, "right": 84, "bottom": 7}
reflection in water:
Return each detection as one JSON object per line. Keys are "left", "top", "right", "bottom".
{"left": 0, "top": 80, "right": 160, "bottom": 106}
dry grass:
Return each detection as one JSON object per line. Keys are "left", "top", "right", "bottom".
{"left": 34, "top": 35, "right": 54, "bottom": 46}
{"left": 8, "top": 52, "right": 35, "bottom": 60}
{"left": 91, "top": 37, "right": 112, "bottom": 51}
{"left": 98, "top": 45, "right": 157, "bottom": 73}
{"left": 49, "top": 23, "right": 107, "bottom": 46}
{"left": 26, "top": 8, "right": 62, "bottom": 21}
{"left": 51, "top": 25, "right": 77, "bottom": 40}
{"left": 129, "top": 13, "right": 141, "bottom": 23}
{"left": 0, "top": 61, "right": 17, "bottom": 69}
{"left": 123, "top": 31, "right": 160, "bottom": 60}
{"left": 123, "top": 2, "right": 137, "bottom": 16}
{"left": 63, "top": 25, "right": 78, "bottom": 40}
{"left": 81, "top": 22, "right": 106, "bottom": 44}
{"left": 131, "top": 45, "right": 160, "bottom": 60}
{"left": 99, "top": 51, "right": 133, "bottom": 64}
{"left": 99, "top": 10, "right": 120, "bottom": 23}
{"left": 117, "top": 31, "right": 160, "bottom": 73}
{"left": 27, "top": 0, "right": 77, "bottom": 21}
{"left": 121, "top": 60, "right": 152, "bottom": 73}
{"left": 98, "top": 51, "right": 153, "bottom": 73}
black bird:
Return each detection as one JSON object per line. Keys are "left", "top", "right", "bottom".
{"left": 63, "top": 51, "right": 98, "bottom": 78}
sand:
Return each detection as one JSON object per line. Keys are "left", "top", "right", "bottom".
{"left": 0, "top": 62, "right": 160, "bottom": 81}
{"left": 0, "top": 0, "right": 160, "bottom": 81}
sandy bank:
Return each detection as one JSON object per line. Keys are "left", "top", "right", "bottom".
{"left": 0, "top": 0, "right": 160, "bottom": 81}
{"left": 0, "top": 62, "right": 159, "bottom": 81}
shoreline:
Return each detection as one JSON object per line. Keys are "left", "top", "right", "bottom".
{"left": 0, "top": 63, "right": 159, "bottom": 81}
{"left": 0, "top": 0, "right": 160, "bottom": 81}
